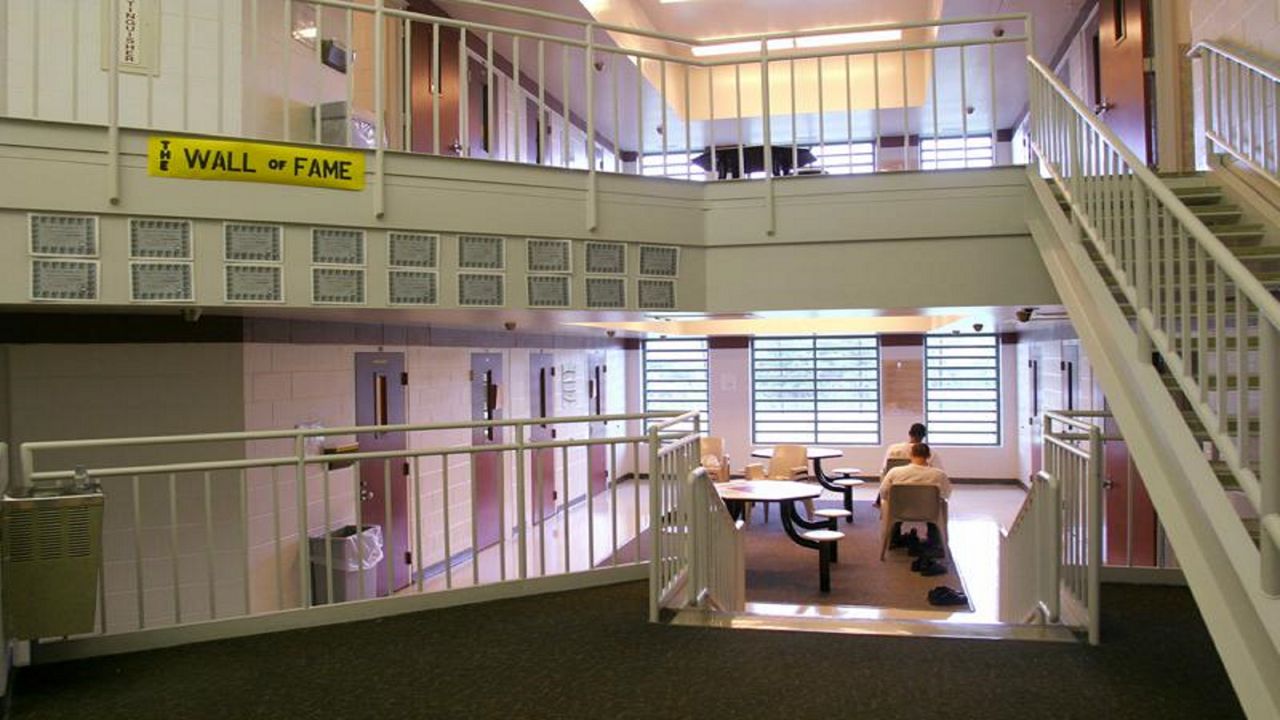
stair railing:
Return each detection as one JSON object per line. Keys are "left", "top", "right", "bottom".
{"left": 998, "top": 468, "right": 1061, "bottom": 626}
{"left": 1189, "top": 41, "right": 1280, "bottom": 191}
{"left": 1027, "top": 56, "right": 1280, "bottom": 597}
{"left": 687, "top": 468, "right": 745, "bottom": 613}
{"left": 648, "top": 411, "right": 704, "bottom": 621}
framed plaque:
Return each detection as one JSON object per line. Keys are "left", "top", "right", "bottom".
{"left": 312, "top": 267, "right": 365, "bottom": 304}
{"left": 29, "top": 214, "right": 98, "bottom": 257}
{"left": 585, "top": 241, "right": 626, "bottom": 275}
{"left": 527, "top": 239, "right": 571, "bottom": 273}
{"left": 527, "top": 275, "right": 570, "bottom": 308}
{"left": 130, "top": 262, "right": 194, "bottom": 302}
{"left": 458, "top": 235, "right": 505, "bottom": 270}
{"left": 224, "top": 223, "right": 283, "bottom": 262}
{"left": 31, "top": 259, "right": 99, "bottom": 301}
{"left": 585, "top": 277, "right": 626, "bottom": 309}
{"left": 639, "top": 244, "right": 679, "bottom": 277}
{"left": 224, "top": 264, "right": 283, "bottom": 303}
{"left": 637, "top": 279, "right": 677, "bottom": 309}
{"left": 388, "top": 232, "right": 438, "bottom": 268}
{"left": 458, "top": 273, "right": 505, "bottom": 306}
{"left": 312, "top": 228, "right": 365, "bottom": 265}
{"left": 129, "top": 218, "right": 192, "bottom": 259}
{"left": 388, "top": 270, "right": 438, "bottom": 305}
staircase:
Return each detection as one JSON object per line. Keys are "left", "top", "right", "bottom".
{"left": 1026, "top": 57, "right": 1280, "bottom": 719}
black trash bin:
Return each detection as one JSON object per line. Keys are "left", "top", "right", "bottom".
{"left": 309, "top": 524, "right": 383, "bottom": 605}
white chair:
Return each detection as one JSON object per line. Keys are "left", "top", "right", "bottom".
{"left": 743, "top": 444, "right": 814, "bottom": 521}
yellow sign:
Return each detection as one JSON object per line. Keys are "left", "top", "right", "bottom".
{"left": 147, "top": 136, "right": 365, "bottom": 191}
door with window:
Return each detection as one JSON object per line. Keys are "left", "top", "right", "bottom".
{"left": 1097, "top": 0, "right": 1154, "bottom": 164}
{"left": 355, "top": 352, "right": 409, "bottom": 596}
{"left": 587, "top": 352, "right": 609, "bottom": 496}
{"left": 1028, "top": 347, "right": 1043, "bottom": 480}
{"left": 471, "top": 353, "right": 504, "bottom": 550}
{"left": 529, "top": 353, "right": 557, "bottom": 521}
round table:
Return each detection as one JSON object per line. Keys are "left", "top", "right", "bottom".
{"left": 715, "top": 480, "right": 831, "bottom": 549}
{"left": 750, "top": 447, "right": 857, "bottom": 523}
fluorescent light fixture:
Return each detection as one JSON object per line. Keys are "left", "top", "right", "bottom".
{"left": 690, "top": 29, "right": 902, "bottom": 57}
{"left": 292, "top": 26, "right": 318, "bottom": 40}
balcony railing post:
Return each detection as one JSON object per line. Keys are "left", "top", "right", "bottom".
{"left": 515, "top": 421, "right": 528, "bottom": 581}
{"left": 374, "top": 0, "right": 387, "bottom": 218}
{"left": 295, "top": 434, "right": 311, "bottom": 609}
{"left": 1087, "top": 425, "right": 1103, "bottom": 644}
{"left": 761, "top": 39, "right": 776, "bottom": 235}
{"left": 1134, "top": 181, "right": 1152, "bottom": 362}
{"left": 1260, "top": 322, "right": 1280, "bottom": 597}
{"left": 585, "top": 24, "right": 598, "bottom": 231}
{"left": 648, "top": 423, "right": 662, "bottom": 622}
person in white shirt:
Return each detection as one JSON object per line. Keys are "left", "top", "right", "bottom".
{"left": 883, "top": 422, "right": 944, "bottom": 472}
{"left": 878, "top": 442, "right": 951, "bottom": 549}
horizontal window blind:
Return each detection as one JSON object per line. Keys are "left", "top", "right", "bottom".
{"left": 752, "top": 336, "right": 880, "bottom": 445}
{"left": 643, "top": 337, "right": 709, "bottom": 432}
{"left": 925, "top": 334, "right": 1001, "bottom": 445}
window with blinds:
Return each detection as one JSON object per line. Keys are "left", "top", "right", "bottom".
{"left": 751, "top": 336, "right": 880, "bottom": 445}
{"left": 920, "top": 136, "right": 995, "bottom": 170}
{"left": 642, "top": 337, "right": 709, "bottom": 431}
{"left": 925, "top": 334, "right": 1001, "bottom": 445}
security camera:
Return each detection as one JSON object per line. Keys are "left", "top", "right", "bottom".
{"left": 606, "top": 330, "right": 616, "bottom": 338}
{"left": 504, "top": 321, "right": 517, "bottom": 331}
{"left": 1016, "top": 307, "right": 1035, "bottom": 323}
{"left": 972, "top": 323, "right": 984, "bottom": 332}
{"left": 993, "top": 27, "right": 1006, "bottom": 38}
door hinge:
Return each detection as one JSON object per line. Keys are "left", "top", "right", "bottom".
{"left": 401, "top": 371, "right": 409, "bottom": 385}
{"left": 468, "top": 370, "right": 475, "bottom": 381}
{"left": 404, "top": 550, "right": 413, "bottom": 565}
{"left": 1060, "top": 361, "right": 1066, "bottom": 371}
{"left": 403, "top": 461, "right": 410, "bottom": 476}
{"left": 552, "top": 490, "right": 558, "bottom": 501}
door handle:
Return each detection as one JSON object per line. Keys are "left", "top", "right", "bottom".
{"left": 360, "top": 481, "right": 375, "bottom": 502}
{"left": 1094, "top": 99, "right": 1115, "bottom": 115}
{"left": 449, "top": 139, "right": 463, "bottom": 156}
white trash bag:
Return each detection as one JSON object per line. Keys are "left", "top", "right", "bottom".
{"left": 312, "top": 524, "right": 384, "bottom": 571}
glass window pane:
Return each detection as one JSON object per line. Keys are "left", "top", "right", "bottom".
{"left": 752, "top": 335, "right": 880, "bottom": 445}
{"left": 924, "top": 334, "right": 1000, "bottom": 446}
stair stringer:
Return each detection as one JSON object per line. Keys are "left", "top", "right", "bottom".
{"left": 1026, "top": 170, "right": 1280, "bottom": 720}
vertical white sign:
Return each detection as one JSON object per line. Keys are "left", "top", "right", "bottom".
{"left": 102, "top": 0, "right": 160, "bottom": 75}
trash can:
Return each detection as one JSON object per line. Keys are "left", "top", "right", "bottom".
{"left": 309, "top": 524, "right": 383, "bottom": 605}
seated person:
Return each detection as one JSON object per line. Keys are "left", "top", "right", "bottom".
{"left": 878, "top": 442, "right": 951, "bottom": 549}
{"left": 883, "top": 422, "right": 944, "bottom": 472}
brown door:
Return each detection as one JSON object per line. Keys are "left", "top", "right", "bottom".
{"left": 471, "top": 353, "right": 504, "bottom": 550}
{"left": 409, "top": 22, "right": 461, "bottom": 155}
{"left": 587, "top": 352, "right": 609, "bottom": 496}
{"left": 529, "top": 353, "right": 557, "bottom": 521}
{"left": 1097, "top": 0, "right": 1154, "bottom": 164}
{"left": 355, "top": 352, "right": 409, "bottom": 596}
{"left": 1102, "top": 403, "right": 1158, "bottom": 566}
{"left": 469, "top": 54, "right": 490, "bottom": 159}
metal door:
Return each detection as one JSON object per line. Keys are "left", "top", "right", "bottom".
{"left": 1102, "top": 404, "right": 1159, "bottom": 566}
{"left": 355, "top": 352, "right": 409, "bottom": 596}
{"left": 1097, "top": 0, "right": 1154, "bottom": 164}
{"left": 529, "top": 353, "right": 557, "bottom": 521}
{"left": 1028, "top": 348, "right": 1043, "bottom": 481}
{"left": 586, "top": 352, "right": 609, "bottom": 496}
{"left": 471, "top": 353, "right": 504, "bottom": 550}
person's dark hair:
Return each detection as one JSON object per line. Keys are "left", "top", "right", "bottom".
{"left": 910, "top": 442, "right": 931, "bottom": 460}
{"left": 908, "top": 423, "right": 928, "bottom": 442}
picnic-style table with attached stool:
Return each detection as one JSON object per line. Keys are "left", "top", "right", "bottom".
{"left": 751, "top": 447, "right": 857, "bottom": 525}
{"left": 716, "top": 480, "right": 845, "bottom": 592}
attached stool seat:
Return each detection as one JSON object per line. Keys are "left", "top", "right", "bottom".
{"left": 829, "top": 469, "right": 864, "bottom": 525}
{"left": 813, "top": 508, "right": 852, "bottom": 562}
{"left": 801, "top": 529, "right": 845, "bottom": 592}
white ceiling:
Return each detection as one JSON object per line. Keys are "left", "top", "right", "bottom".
{"left": 621, "top": 0, "right": 941, "bottom": 40}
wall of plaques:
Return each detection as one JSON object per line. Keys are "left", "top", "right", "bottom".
{"left": 21, "top": 215, "right": 685, "bottom": 311}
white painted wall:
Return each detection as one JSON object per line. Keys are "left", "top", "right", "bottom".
{"left": 3, "top": 0, "right": 243, "bottom": 134}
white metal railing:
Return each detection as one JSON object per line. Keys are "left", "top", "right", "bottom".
{"left": 7, "top": 1, "right": 1031, "bottom": 229}
{"left": 647, "top": 411, "right": 703, "bottom": 621}
{"left": 17, "top": 411, "right": 686, "bottom": 639}
{"left": 1041, "top": 411, "right": 1103, "bottom": 645}
{"left": 998, "top": 468, "right": 1061, "bottom": 626}
{"left": 1028, "top": 56, "right": 1280, "bottom": 597}
{"left": 1190, "top": 40, "right": 1280, "bottom": 190}
{"left": 686, "top": 467, "right": 745, "bottom": 613}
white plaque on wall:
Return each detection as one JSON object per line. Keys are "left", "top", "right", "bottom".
{"left": 312, "top": 228, "right": 365, "bottom": 265}
{"left": 224, "top": 223, "right": 283, "bottom": 262}
{"left": 130, "top": 262, "right": 194, "bottom": 302}
{"left": 637, "top": 279, "right": 677, "bottom": 309}
{"left": 388, "top": 232, "right": 439, "bottom": 268}
{"left": 312, "top": 268, "right": 365, "bottom": 304}
{"left": 225, "top": 264, "right": 283, "bottom": 303}
{"left": 527, "top": 239, "right": 572, "bottom": 273}
{"left": 388, "top": 270, "right": 438, "bottom": 305}
{"left": 458, "top": 235, "right": 505, "bottom": 270}
{"left": 29, "top": 215, "right": 98, "bottom": 257}
{"left": 585, "top": 277, "right": 626, "bottom": 309}
{"left": 101, "top": 0, "right": 160, "bottom": 75}
{"left": 639, "top": 245, "right": 679, "bottom": 277}
{"left": 130, "top": 218, "right": 192, "bottom": 259}
{"left": 527, "top": 275, "right": 571, "bottom": 308}
{"left": 585, "top": 241, "right": 626, "bottom": 275}
{"left": 31, "top": 259, "right": 99, "bottom": 301}
{"left": 458, "top": 273, "right": 505, "bottom": 306}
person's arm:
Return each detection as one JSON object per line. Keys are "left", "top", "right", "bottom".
{"left": 937, "top": 470, "right": 953, "bottom": 500}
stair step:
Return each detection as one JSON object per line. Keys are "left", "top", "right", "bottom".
{"left": 1210, "top": 460, "right": 1242, "bottom": 488}
{"left": 1190, "top": 204, "right": 1245, "bottom": 225}
{"left": 1170, "top": 186, "right": 1225, "bottom": 205}
{"left": 1216, "top": 226, "right": 1268, "bottom": 246}
{"left": 1183, "top": 411, "right": 1260, "bottom": 435}
{"left": 1165, "top": 375, "right": 1260, "bottom": 391}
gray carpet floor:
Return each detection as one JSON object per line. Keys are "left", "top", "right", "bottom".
{"left": 9, "top": 581, "right": 1243, "bottom": 719}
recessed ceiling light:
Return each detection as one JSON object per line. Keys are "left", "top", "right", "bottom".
{"left": 690, "top": 29, "right": 903, "bottom": 58}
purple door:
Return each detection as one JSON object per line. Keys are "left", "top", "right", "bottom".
{"left": 471, "top": 353, "right": 504, "bottom": 550}
{"left": 355, "top": 352, "right": 409, "bottom": 596}
{"left": 587, "top": 352, "right": 608, "bottom": 496}
{"left": 529, "top": 354, "right": 557, "bottom": 521}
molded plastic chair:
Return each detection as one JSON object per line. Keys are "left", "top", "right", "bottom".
{"left": 879, "top": 484, "right": 949, "bottom": 560}
{"left": 699, "top": 436, "right": 731, "bottom": 484}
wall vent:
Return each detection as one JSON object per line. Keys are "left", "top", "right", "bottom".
{"left": 527, "top": 239, "right": 572, "bottom": 273}
{"left": 639, "top": 245, "right": 679, "bottom": 277}
{"left": 459, "top": 273, "right": 505, "bottom": 306}
{"left": 312, "top": 267, "right": 365, "bottom": 304}
{"left": 586, "top": 277, "right": 626, "bottom": 309}
{"left": 312, "top": 228, "right": 365, "bottom": 265}
{"left": 225, "top": 264, "right": 283, "bottom": 303}
{"left": 389, "top": 270, "right": 438, "bottom": 305}
{"left": 458, "top": 235, "right": 505, "bottom": 270}
{"left": 29, "top": 214, "right": 98, "bottom": 257}
{"left": 637, "top": 279, "right": 677, "bottom": 309}
{"left": 528, "top": 275, "right": 571, "bottom": 307}
{"left": 130, "top": 261, "right": 194, "bottom": 302}
{"left": 389, "top": 232, "right": 438, "bottom": 268}
{"left": 30, "top": 259, "right": 98, "bottom": 301}
{"left": 585, "top": 241, "right": 626, "bottom": 274}
{"left": 129, "top": 218, "right": 192, "bottom": 259}
{"left": 224, "top": 223, "right": 283, "bottom": 262}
